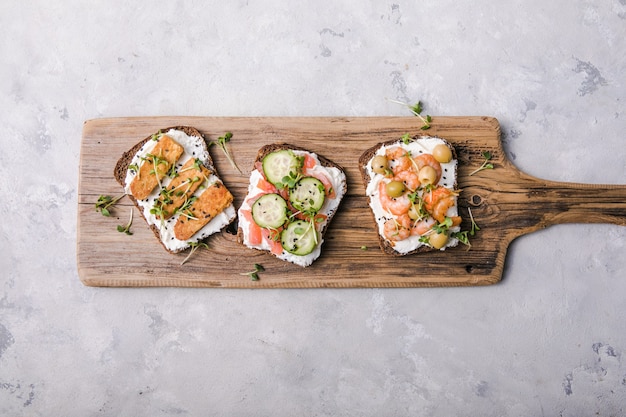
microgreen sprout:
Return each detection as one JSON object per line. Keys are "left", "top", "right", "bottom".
{"left": 116, "top": 209, "right": 133, "bottom": 235}
{"left": 386, "top": 98, "right": 432, "bottom": 130}
{"left": 276, "top": 171, "right": 302, "bottom": 190}
{"left": 401, "top": 133, "right": 412, "bottom": 144}
{"left": 180, "top": 241, "right": 210, "bottom": 265}
{"left": 468, "top": 207, "right": 480, "bottom": 236}
{"left": 209, "top": 132, "right": 242, "bottom": 174}
{"left": 144, "top": 153, "right": 169, "bottom": 190}
{"left": 240, "top": 263, "right": 265, "bottom": 281}
{"left": 451, "top": 231, "right": 471, "bottom": 249}
{"left": 360, "top": 245, "right": 368, "bottom": 251}
{"left": 176, "top": 196, "right": 199, "bottom": 220}
{"left": 432, "top": 217, "right": 454, "bottom": 234}
{"left": 469, "top": 151, "right": 494, "bottom": 176}
{"left": 450, "top": 208, "right": 481, "bottom": 250}
{"left": 95, "top": 194, "right": 125, "bottom": 217}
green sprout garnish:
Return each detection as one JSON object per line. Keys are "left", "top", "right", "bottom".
{"left": 116, "top": 209, "right": 133, "bottom": 235}
{"left": 468, "top": 206, "right": 480, "bottom": 236}
{"left": 386, "top": 98, "right": 432, "bottom": 130}
{"left": 432, "top": 217, "right": 454, "bottom": 234}
{"left": 450, "top": 208, "right": 481, "bottom": 250}
{"left": 209, "top": 132, "right": 241, "bottom": 174}
{"left": 469, "top": 151, "right": 494, "bottom": 176}
{"left": 175, "top": 196, "right": 199, "bottom": 220}
{"left": 451, "top": 230, "right": 471, "bottom": 248}
{"left": 275, "top": 170, "right": 303, "bottom": 190}
{"left": 240, "top": 263, "right": 265, "bottom": 281}
{"left": 180, "top": 241, "right": 210, "bottom": 265}
{"left": 95, "top": 194, "right": 125, "bottom": 217}
{"left": 401, "top": 133, "right": 412, "bottom": 144}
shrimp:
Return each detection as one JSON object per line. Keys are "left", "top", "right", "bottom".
{"left": 413, "top": 154, "right": 442, "bottom": 184}
{"left": 385, "top": 147, "right": 412, "bottom": 175}
{"left": 411, "top": 217, "right": 436, "bottom": 236}
{"left": 383, "top": 214, "right": 411, "bottom": 242}
{"left": 378, "top": 181, "right": 410, "bottom": 215}
{"left": 423, "top": 186, "right": 457, "bottom": 222}
{"left": 394, "top": 170, "right": 420, "bottom": 191}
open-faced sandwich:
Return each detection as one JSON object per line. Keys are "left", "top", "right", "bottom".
{"left": 237, "top": 144, "right": 347, "bottom": 267}
{"left": 359, "top": 135, "right": 462, "bottom": 255}
{"left": 114, "top": 126, "right": 236, "bottom": 253}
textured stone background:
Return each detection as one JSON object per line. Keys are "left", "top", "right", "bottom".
{"left": 1, "top": 1, "right": 625, "bottom": 416}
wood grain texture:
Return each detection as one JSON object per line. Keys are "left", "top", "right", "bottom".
{"left": 77, "top": 116, "right": 626, "bottom": 288}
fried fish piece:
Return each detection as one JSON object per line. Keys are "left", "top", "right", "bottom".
{"left": 129, "top": 135, "right": 184, "bottom": 200}
{"left": 174, "top": 181, "right": 234, "bottom": 241}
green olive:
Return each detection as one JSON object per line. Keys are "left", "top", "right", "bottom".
{"left": 371, "top": 155, "right": 389, "bottom": 175}
{"left": 408, "top": 205, "right": 420, "bottom": 220}
{"left": 432, "top": 144, "right": 452, "bottom": 163}
{"left": 385, "top": 180, "right": 405, "bottom": 198}
{"left": 429, "top": 231, "right": 448, "bottom": 249}
{"left": 418, "top": 166, "right": 437, "bottom": 185}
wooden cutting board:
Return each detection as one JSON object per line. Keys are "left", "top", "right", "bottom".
{"left": 77, "top": 116, "right": 626, "bottom": 288}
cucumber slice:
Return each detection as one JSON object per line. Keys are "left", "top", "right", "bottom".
{"left": 262, "top": 150, "right": 301, "bottom": 186}
{"left": 251, "top": 193, "right": 288, "bottom": 228}
{"left": 280, "top": 220, "right": 318, "bottom": 256}
{"left": 289, "top": 177, "right": 325, "bottom": 213}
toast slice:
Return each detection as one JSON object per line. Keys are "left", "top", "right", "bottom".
{"left": 114, "top": 126, "right": 236, "bottom": 254}
{"left": 237, "top": 143, "right": 347, "bottom": 267}
{"left": 358, "top": 135, "right": 461, "bottom": 256}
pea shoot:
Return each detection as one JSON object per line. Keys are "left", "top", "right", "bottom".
{"left": 240, "top": 263, "right": 265, "bottom": 281}
{"left": 95, "top": 194, "right": 125, "bottom": 217}
{"left": 209, "top": 132, "right": 242, "bottom": 174}
{"left": 386, "top": 98, "right": 432, "bottom": 130}
{"left": 276, "top": 170, "right": 302, "bottom": 190}
{"left": 450, "top": 208, "right": 481, "bottom": 250}
{"left": 117, "top": 209, "right": 133, "bottom": 235}
{"left": 468, "top": 207, "right": 480, "bottom": 236}
{"left": 469, "top": 151, "right": 494, "bottom": 176}
{"left": 180, "top": 241, "right": 210, "bottom": 265}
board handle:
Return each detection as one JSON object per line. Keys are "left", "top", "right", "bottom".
{"left": 516, "top": 173, "right": 626, "bottom": 228}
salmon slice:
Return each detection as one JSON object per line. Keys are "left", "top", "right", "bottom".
{"left": 129, "top": 135, "right": 184, "bottom": 200}
{"left": 156, "top": 158, "right": 211, "bottom": 219}
{"left": 174, "top": 182, "right": 234, "bottom": 241}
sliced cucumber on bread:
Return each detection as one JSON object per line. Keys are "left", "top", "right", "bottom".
{"left": 262, "top": 149, "right": 301, "bottom": 186}
{"left": 251, "top": 193, "right": 288, "bottom": 228}
{"left": 289, "top": 177, "right": 325, "bottom": 213}
{"left": 237, "top": 143, "right": 347, "bottom": 267}
{"left": 281, "top": 220, "right": 318, "bottom": 256}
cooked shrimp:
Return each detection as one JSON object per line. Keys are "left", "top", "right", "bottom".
{"left": 383, "top": 215, "right": 411, "bottom": 241}
{"left": 394, "top": 170, "right": 420, "bottom": 191}
{"left": 385, "top": 147, "right": 412, "bottom": 174}
{"left": 411, "top": 217, "right": 436, "bottom": 236}
{"left": 378, "top": 181, "right": 410, "bottom": 215}
{"left": 413, "top": 154, "right": 442, "bottom": 184}
{"left": 423, "top": 186, "right": 457, "bottom": 222}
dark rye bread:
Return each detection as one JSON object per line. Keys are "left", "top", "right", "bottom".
{"left": 114, "top": 126, "right": 229, "bottom": 254}
{"left": 358, "top": 136, "right": 458, "bottom": 256}
{"left": 236, "top": 143, "right": 347, "bottom": 263}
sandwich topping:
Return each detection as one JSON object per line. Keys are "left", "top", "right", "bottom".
{"left": 365, "top": 136, "right": 461, "bottom": 253}
{"left": 124, "top": 128, "right": 236, "bottom": 252}
{"left": 238, "top": 148, "right": 346, "bottom": 267}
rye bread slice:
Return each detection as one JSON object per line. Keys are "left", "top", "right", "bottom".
{"left": 114, "top": 126, "right": 235, "bottom": 254}
{"left": 358, "top": 136, "right": 458, "bottom": 256}
{"left": 236, "top": 143, "right": 347, "bottom": 266}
